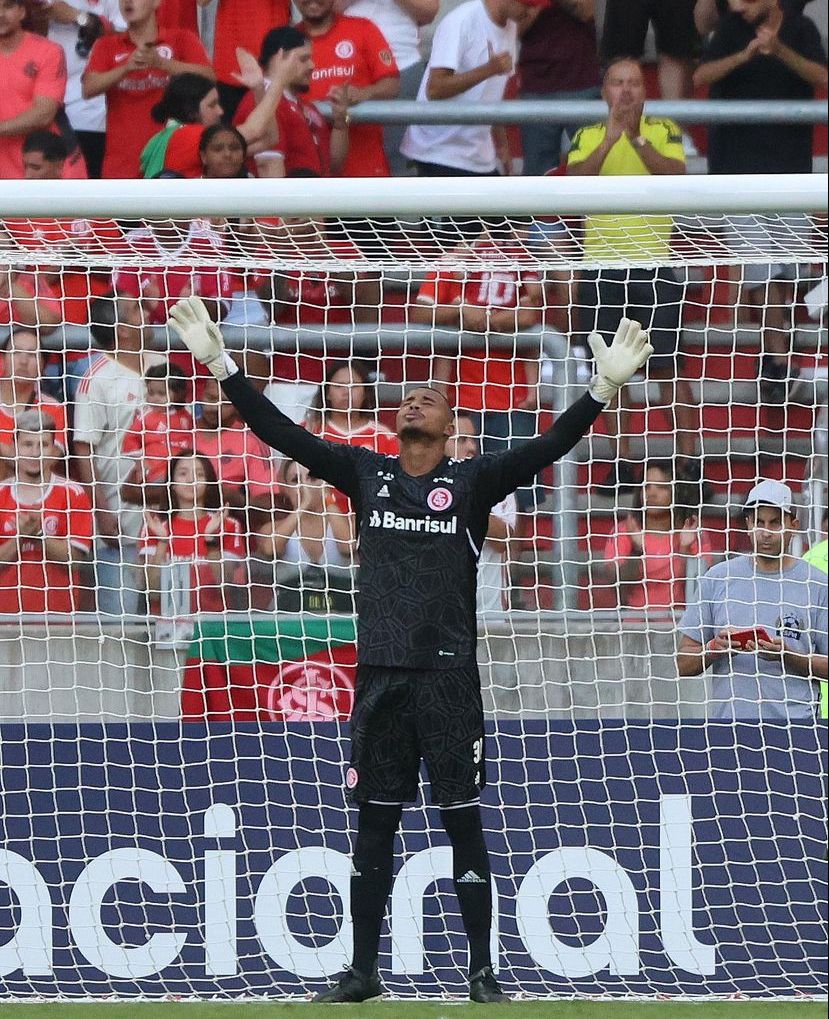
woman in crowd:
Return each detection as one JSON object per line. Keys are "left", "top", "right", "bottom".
{"left": 253, "top": 458, "right": 354, "bottom": 612}
{"left": 140, "top": 70, "right": 280, "bottom": 179}
{"left": 140, "top": 451, "right": 246, "bottom": 614}
{"left": 600, "top": 459, "right": 713, "bottom": 610}
{"left": 312, "top": 360, "right": 397, "bottom": 455}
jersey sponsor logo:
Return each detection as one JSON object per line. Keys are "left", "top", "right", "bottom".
{"left": 427, "top": 487, "right": 453, "bottom": 512}
{"left": 368, "top": 509, "right": 458, "bottom": 534}
{"left": 334, "top": 39, "right": 355, "bottom": 59}
{"left": 456, "top": 870, "right": 486, "bottom": 884}
{"left": 377, "top": 484, "right": 390, "bottom": 498}
{"left": 311, "top": 66, "right": 351, "bottom": 81}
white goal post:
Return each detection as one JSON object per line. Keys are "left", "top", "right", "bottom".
{"left": 0, "top": 174, "right": 826, "bottom": 1002}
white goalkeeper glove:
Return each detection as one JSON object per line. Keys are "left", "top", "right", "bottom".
{"left": 168, "top": 296, "right": 236, "bottom": 381}
{"left": 587, "top": 317, "right": 654, "bottom": 405}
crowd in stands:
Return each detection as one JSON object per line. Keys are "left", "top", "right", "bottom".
{"left": 0, "top": 0, "right": 826, "bottom": 628}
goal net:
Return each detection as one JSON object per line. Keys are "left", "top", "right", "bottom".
{"left": 0, "top": 175, "right": 826, "bottom": 1001}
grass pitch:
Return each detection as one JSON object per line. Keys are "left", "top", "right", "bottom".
{"left": 0, "top": 1003, "right": 825, "bottom": 1019}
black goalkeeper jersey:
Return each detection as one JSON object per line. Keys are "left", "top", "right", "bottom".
{"left": 222, "top": 370, "right": 603, "bottom": 670}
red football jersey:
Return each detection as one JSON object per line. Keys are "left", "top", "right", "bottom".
{"left": 0, "top": 477, "right": 93, "bottom": 613}
{"left": 301, "top": 14, "right": 397, "bottom": 177}
{"left": 317, "top": 419, "right": 398, "bottom": 513}
{"left": 235, "top": 90, "right": 331, "bottom": 177}
{"left": 122, "top": 405, "right": 196, "bottom": 483}
{"left": 85, "top": 29, "right": 210, "bottom": 179}
{"left": 114, "top": 222, "right": 234, "bottom": 324}
{"left": 139, "top": 511, "right": 245, "bottom": 613}
{"left": 192, "top": 424, "right": 278, "bottom": 501}
{"left": 416, "top": 243, "right": 542, "bottom": 412}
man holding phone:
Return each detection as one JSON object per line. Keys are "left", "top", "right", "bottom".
{"left": 676, "top": 480, "right": 828, "bottom": 720}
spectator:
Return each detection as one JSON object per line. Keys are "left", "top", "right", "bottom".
{"left": 196, "top": 0, "right": 290, "bottom": 121}
{"left": 20, "top": 128, "right": 68, "bottom": 179}
{"left": 0, "top": 329, "right": 68, "bottom": 480}
{"left": 254, "top": 457, "right": 354, "bottom": 612}
{"left": 141, "top": 69, "right": 284, "bottom": 179}
{"left": 339, "top": 0, "right": 439, "bottom": 175}
{"left": 600, "top": 458, "right": 713, "bottom": 610}
{"left": 140, "top": 450, "right": 246, "bottom": 614}
{"left": 82, "top": 0, "right": 212, "bottom": 180}
{"left": 250, "top": 208, "right": 380, "bottom": 328}
{"left": 0, "top": 0, "right": 84, "bottom": 180}
{"left": 602, "top": 0, "right": 699, "bottom": 100}
{"left": 296, "top": 0, "right": 400, "bottom": 178}
{"left": 446, "top": 412, "right": 516, "bottom": 612}
{"left": 401, "top": 0, "right": 538, "bottom": 180}
{"left": 694, "top": 0, "right": 816, "bottom": 37}
{"left": 37, "top": 0, "right": 125, "bottom": 178}
{"left": 191, "top": 374, "right": 279, "bottom": 520}
{"left": 120, "top": 362, "right": 194, "bottom": 506}
{"left": 199, "top": 123, "right": 247, "bottom": 178}
{"left": 694, "top": 0, "right": 827, "bottom": 404}
{"left": 518, "top": 0, "right": 601, "bottom": 176}
{"left": 312, "top": 360, "right": 397, "bottom": 453}
{"left": 114, "top": 217, "right": 234, "bottom": 326}
{"left": 567, "top": 57, "right": 694, "bottom": 493}
{"left": 73, "top": 295, "right": 165, "bottom": 614}
{"left": 309, "top": 359, "right": 397, "bottom": 514}
{"left": 0, "top": 409, "right": 93, "bottom": 613}
{"left": 0, "top": 269, "right": 61, "bottom": 332}
{"left": 233, "top": 26, "right": 349, "bottom": 179}
{"left": 676, "top": 479, "right": 828, "bottom": 720}
{"left": 415, "top": 224, "right": 543, "bottom": 502}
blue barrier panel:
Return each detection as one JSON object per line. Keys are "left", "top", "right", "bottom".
{"left": 0, "top": 721, "right": 825, "bottom": 999}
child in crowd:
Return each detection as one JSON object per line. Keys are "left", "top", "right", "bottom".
{"left": 140, "top": 451, "right": 246, "bottom": 614}
{"left": 121, "top": 363, "right": 195, "bottom": 508}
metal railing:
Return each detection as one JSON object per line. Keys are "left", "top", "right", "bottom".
{"left": 319, "top": 98, "right": 828, "bottom": 127}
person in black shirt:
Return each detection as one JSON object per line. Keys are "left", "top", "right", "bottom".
{"left": 170, "top": 296, "right": 653, "bottom": 1004}
{"left": 694, "top": 0, "right": 827, "bottom": 403}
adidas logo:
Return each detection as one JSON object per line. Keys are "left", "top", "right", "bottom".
{"left": 456, "top": 870, "right": 487, "bottom": 884}
{"left": 377, "top": 484, "right": 390, "bottom": 498}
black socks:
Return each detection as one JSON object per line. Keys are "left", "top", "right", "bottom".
{"left": 440, "top": 803, "right": 493, "bottom": 977}
{"left": 350, "top": 802, "right": 401, "bottom": 975}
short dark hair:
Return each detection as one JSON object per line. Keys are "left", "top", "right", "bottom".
{"left": 89, "top": 294, "right": 120, "bottom": 351}
{"left": 151, "top": 73, "right": 216, "bottom": 125}
{"left": 23, "top": 130, "right": 68, "bottom": 163}
{"left": 259, "top": 25, "right": 307, "bottom": 68}
{"left": 602, "top": 55, "right": 644, "bottom": 83}
{"left": 199, "top": 123, "right": 247, "bottom": 155}
{"left": 146, "top": 362, "right": 188, "bottom": 400}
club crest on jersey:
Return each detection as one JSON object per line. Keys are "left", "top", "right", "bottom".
{"left": 335, "top": 39, "right": 355, "bottom": 59}
{"left": 427, "top": 487, "right": 453, "bottom": 512}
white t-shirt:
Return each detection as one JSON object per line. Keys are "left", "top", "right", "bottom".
{"left": 47, "top": 0, "right": 126, "bottom": 133}
{"left": 400, "top": 0, "right": 516, "bottom": 172}
{"left": 477, "top": 491, "right": 516, "bottom": 613}
{"left": 73, "top": 352, "right": 164, "bottom": 540}
{"left": 345, "top": 0, "right": 422, "bottom": 71}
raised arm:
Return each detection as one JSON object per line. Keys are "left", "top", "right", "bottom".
{"left": 479, "top": 319, "right": 653, "bottom": 500}
{"left": 168, "top": 297, "right": 360, "bottom": 496}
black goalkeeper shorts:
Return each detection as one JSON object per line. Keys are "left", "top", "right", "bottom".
{"left": 346, "top": 664, "right": 486, "bottom": 807}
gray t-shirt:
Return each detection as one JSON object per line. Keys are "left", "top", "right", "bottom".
{"left": 678, "top": 554, "right": 828, "bottom": 720}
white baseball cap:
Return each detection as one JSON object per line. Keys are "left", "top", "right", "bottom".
{"left": 744, "top": 479, "right": 795, "bottom": 515}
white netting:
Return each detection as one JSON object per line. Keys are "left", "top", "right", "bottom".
{"left": 0, "top": 177, "right": 826, "bottom": 1001}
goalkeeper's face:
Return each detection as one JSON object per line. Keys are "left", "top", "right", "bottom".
{"left": 396, "top": 388, "right": 453, "bottom": 444}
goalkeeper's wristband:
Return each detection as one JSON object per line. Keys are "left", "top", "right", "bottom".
{"left": 588, "top": 376, "right": 615, "bottom": 407}
{"left": 206, "top": 352, "right": 238, "bottom": 382}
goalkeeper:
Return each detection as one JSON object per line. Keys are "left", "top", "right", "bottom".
{"left": 170, "top": 297, "right": 652, "bottom": 1004}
